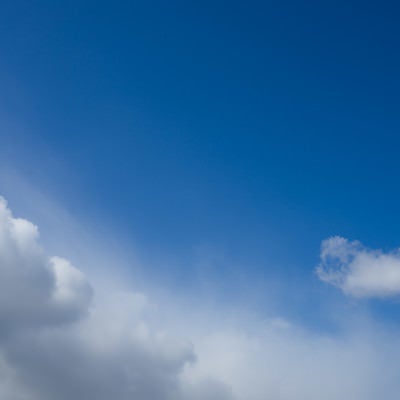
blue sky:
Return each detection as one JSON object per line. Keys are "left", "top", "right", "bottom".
{"left": 1, "top": 2, "right": 400, "bottom": 398}
{"left": 2, "top": 0, "right": 400, "bottom": 304}
{"left": 2, "top": 2, "right": 399, "bottom": 260}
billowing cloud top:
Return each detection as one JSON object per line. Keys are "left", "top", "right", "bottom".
{"left": 0, "top": 197, "right": 92, "bottom": 332}
{"left": 0, "top": 197, "right": 232, "bottom": 400}
{"left": 317, "top": 236, "right": 400, "bottom": 298}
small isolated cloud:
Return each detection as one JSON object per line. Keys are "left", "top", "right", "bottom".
{"left": 317, "top": 236, "right": 400, "bottom": 298}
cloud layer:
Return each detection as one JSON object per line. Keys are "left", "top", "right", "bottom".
{"left": 2, "top": 198, "right": 400, "bottom": 399}
{"left": 317, "top": 236, "right": 400, "bottom": 298}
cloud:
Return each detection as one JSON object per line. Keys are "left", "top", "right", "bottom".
{"left": 0, "top": 196, "right": 233, "bottom": 400}
{"left": 2, "top": 196, "right": 400, "bottom": 400}
{"left": 317, "top": 236, "right": 400, "bottom": 298}
{"left": 0, "top": 197, "right": 92, "bottom": 333}
{"left": 185, "top": 325, "right": 400, "bottom": 400}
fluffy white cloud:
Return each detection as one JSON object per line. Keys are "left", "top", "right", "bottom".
{"left": 0, "top": 197, "right": 232, "bottom": 400}
{"left": 317, "top": 236, "right": 400, "bottom": 298}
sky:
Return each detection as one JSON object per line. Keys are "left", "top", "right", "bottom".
{"left": 1, "top": 1, "right": 400, "bottom": 399}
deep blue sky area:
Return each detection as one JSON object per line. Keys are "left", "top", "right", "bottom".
{"left": 1, "top": 1, "right": 400, "bottom": 308}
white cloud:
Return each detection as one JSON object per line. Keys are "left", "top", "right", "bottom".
{"left": 185, "top": 327, "right": 400, "bottom": 400}
{"left": 317, "top": 236, "right": 400, "bottom": 298}
{"left": 0, "top": 196, "right": 232, "bottom": 400}
{"left": 2, "top": 196, "right": 400, "bottom": 400}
